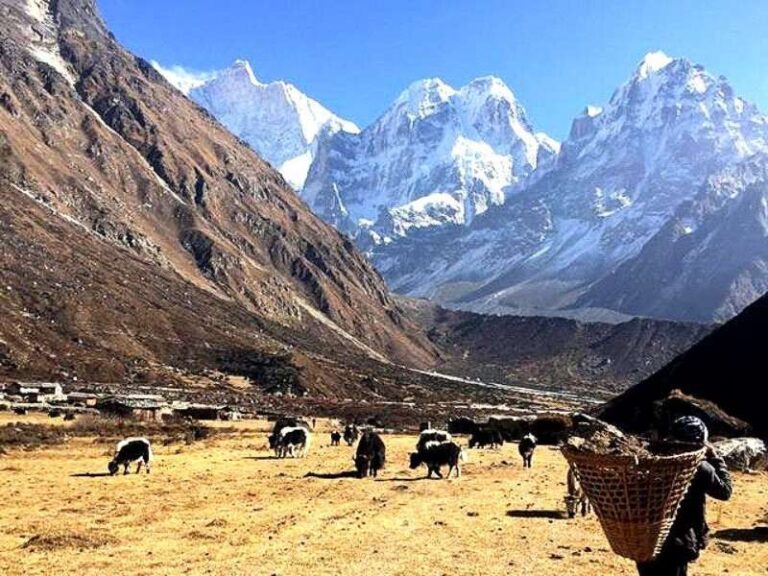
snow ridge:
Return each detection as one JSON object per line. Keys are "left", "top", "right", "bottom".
{"left": 155, "top": 59, "right": 358, "bottom": 190}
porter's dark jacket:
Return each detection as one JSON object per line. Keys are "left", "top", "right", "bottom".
{"left": 664, "top": 455, "right": 732, "bottom": 560}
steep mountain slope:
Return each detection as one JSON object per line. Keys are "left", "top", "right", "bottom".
{"left": 599, "top": 292, "right": 768, "bottom": 438}
{"left": 399, "top": 298, "right": 711, "bottom": 396}
{"left": 165, "top": 60, "right": 359, "bottom": 190}
{"left": 0, "top": 0, "right": 436, "bottom": 393}
{"left": 302, "top": 76, "right": 558, "bottom": 240}
{"left": 374, "top": 52, "right": 768, "bottom": 323}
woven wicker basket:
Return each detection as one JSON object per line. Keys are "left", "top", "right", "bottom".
{"left": 562, "top": 446, "right": 705, "bottom": 562}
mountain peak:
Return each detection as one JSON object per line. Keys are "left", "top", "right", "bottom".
{"left": 181, "top": 59, "right": 357, "bottom": 190}
{"left": 636, "top": 51, "right": 674, "bottom": 78}
{"left": 224, "top": 59, "right": 261, "bottom": 86}
{"left": 394, "top": 78, "right": 456, "bottom": 114}
{"left": 464, "top": 75, "right": 509, "bottom": 90}
{"left": 461, "top": 75, "right": 518, "bottom": 103}
{"left": 584, "top": 105, "right": 603, "bottom": 118}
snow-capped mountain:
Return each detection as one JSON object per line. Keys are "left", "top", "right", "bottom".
{"left": 302, "top": 76, "right": 559, "bottom": 239}
{"left": 156, "top": 60, "right": 358, "bottom": 189}
{"left": 372, "top": 52, "right": 768, "bottom": 323}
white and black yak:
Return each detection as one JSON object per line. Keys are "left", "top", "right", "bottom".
{"left": 268, "top": 419, "right": 311, "bottom": 457}
{"left": 355, "top": 430, "right": 386, "bottom": 478}
{"left": 108, "top": 437, "right": 152, "bottom": 475}
{"left": 276, "top": 426, "right": 311, "bottom": 458}
{"left": 415, "top": 429, "right": 452, "bottom": 452}
{"left": 518, "top": 433, "right": 537, "bottom": 468}
{"left": 410, "top": 441, "right": 464, "bottom": 479}
{"left": 343, "top": 424, "right": 359, "bottom": 446}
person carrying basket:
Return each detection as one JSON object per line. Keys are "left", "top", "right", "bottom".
{"left": 636, "top": 416, "right": 733, "bottom": 576}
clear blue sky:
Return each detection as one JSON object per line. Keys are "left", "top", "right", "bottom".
{"left": 98, "top": 0, "right": 768, "bottom": 140}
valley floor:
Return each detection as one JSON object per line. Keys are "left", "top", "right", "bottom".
{"left": 0, "top": 416, "right": 765, "bottom": 576}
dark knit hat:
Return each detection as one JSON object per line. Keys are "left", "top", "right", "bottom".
{"left": 671, "top": 415, "right": 709, "bottom": 446}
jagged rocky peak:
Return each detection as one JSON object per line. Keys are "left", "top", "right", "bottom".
{"left": 635, "top": 50, "right": 673, "bottom": 77}
{"left": 462, "top": 74, "right": 516, "bottom": 95}
{"left": 558, "top": 50, "right": 768, "bottom": 183}
{"left": 600, "top": 51, "right": 759, "bottom": 137}
{"left": 303, "top": 73, "right": 558, "bottom": 241}
{"left": 393, "top": 77, "right": 456, "bottom": 115}
{"left": 217, "top": 58, "right": 260, "bottom": 85}
{"left": 459, "top": 75, "right": 531, "bottom": 126}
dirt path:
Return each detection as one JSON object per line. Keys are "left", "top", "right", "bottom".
{"left": 0, "top": 420, "right": 765, "bottom": 575}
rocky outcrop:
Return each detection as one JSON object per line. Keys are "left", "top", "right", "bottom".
{"left": 713, "top": 438, "right": 767, "bottom": 472}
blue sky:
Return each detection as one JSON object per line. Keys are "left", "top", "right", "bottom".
{"left": 98, "top": 0, "right": 768, "bottom": 140}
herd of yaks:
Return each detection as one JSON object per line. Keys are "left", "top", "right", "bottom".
{"left": 105, "top": 420, "right": 590, "bottom": 517}
{"left": 107, "top": 419, "right": 538, "bottom": 481}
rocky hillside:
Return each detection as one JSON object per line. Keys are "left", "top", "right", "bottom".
{"left": 600, "top": 292, "right": 768, "bottom": 438}
{"left": 0, "top": 0, "right": 437, "bottom": 395}
{"left": 577, "top": 155, "right": 768, "bottom": 321}
{"left": 400, "top": 298, "right": 711, "bottom": 397}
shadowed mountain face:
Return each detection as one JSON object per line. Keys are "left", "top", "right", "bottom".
{"left": 0, "top": 0, "right": 437, "bottom": 393}
{"left": 599, "top": 293, "right": 768, "bottom": 438}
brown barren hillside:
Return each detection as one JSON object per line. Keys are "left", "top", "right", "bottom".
{"left": 0, "top": 0, "right": 436, "bottom": 393}
{"left": 400, "top": 297, "right": 711, "bottom": 395}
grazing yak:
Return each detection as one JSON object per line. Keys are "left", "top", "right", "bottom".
{"left": 469, "top": 429, "right": 504, "bottom": 449}
{"left": 108, "top": 437, "right": 152, "bottom": 475}
{"left": 415, "top": 429, "right": 452, "bottom": 452}
{"left": 565, "top": 467, "right": 591, "bottom": 518}
{"left": 276, "top": 426, "right": 311, "bottom": 458}
{"left": 343, "top": 424, "right": 359, "bottom": 446}
{"left": 518, "top": 433, "right": 537, "bottom": 468}
{"left": 410, "top": 441, "right": 464, "bottom": 479}
{"left": 268, "top": 419, "right": 311, "bottom": 457}
{"left": 330, "top": 430, "right": 341, "bottom": 446}
{"left": 355, "top": 430, "right": 386, "bottom": 478}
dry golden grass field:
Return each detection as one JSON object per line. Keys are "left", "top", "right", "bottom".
{"left": 0, "top": 415, "right": 766, "bottom": 576}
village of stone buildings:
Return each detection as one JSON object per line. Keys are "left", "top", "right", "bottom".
{"left": 0, "top": 381, "right": 244, "bottom": 422}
